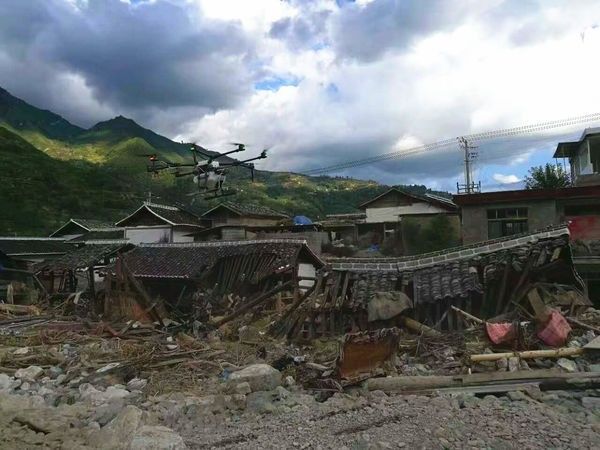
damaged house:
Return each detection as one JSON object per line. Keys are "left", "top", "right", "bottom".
{"left": 321, "top": 188, "right": 460, "bottom": 255}
{"left": 104, "top": 239, "right": 324, "bottom": 324}
{"left": 115, "top": 202, "right": 208, "bottom": 244}
{"left": 273, "top": 225, "right": 585, "bottom": 341}
{"left": 454, "top": 131, "right": 600, "bottom": 306}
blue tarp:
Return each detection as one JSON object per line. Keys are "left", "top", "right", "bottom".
{"left": 293, "top": 215, "right": 313, "bottom": 225}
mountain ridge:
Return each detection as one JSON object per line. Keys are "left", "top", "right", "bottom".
{"left": 0, "top": 86, "right": 447, "bottom": 235}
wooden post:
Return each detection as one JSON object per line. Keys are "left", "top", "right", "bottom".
{"left": 88, "top": 266, "right": 96, "bottom": 302}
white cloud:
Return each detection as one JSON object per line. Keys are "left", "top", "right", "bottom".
{"left": 3, "top": 0, "right": 600, "bottom": 191}
{"left": 492, "top": 173, "right": 521, "bottom": 184}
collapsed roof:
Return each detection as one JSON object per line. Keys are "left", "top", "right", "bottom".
{"left": 123, "top": 239, "right": 324, "bottom": 281}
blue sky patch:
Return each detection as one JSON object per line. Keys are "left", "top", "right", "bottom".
{"left": 255, "top": 75, "right": 301, "bottom": 91}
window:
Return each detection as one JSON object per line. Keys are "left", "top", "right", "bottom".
{"left": 487, "top": 208, "right": 528, "bottom": 239}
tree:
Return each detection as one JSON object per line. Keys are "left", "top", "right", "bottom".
{"left": 524, "top": 163, "right": 571, "bottom": 190}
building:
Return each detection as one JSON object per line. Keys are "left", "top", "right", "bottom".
{"left": 322, "top": 188, "right": 460, "bottom": 254}
{"left": 453, "top": 133, "right": 600, "bottom": 304}
{"left": 201, "top": 202, "right": 289, "bottom": 228}
{"left": 50, "top": 219, "right": 122, "bottom": 240}
{"left": 553, "top": 127, "right": 600, "bottom": 187}
{"left": 115, "top": 202, "right": 207, "bottom": 244}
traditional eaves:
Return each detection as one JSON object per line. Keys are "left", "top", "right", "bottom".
{"left": 358, "top": 187, "right": 457, "bottom": 211}
{"left": 202, "top": 201, "right": 290, "bottom": 219}
{"left": 116, "top": 202, "right": 206, "bottom": 227}
{"left": 50, "top": 218, "right": 117, "bottom": 237}
{"left": 0, "top": 238, "right": 72, "bottom": 256}
{"left": 69, "top": 229, "right": 126, "bottom": 243}
{"left": 39, "top": 243, "right": 132, "bottom": 271}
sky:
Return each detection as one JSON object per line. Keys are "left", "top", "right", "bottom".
{"left": 1, "top": 0, "right": 600, "bottom": 192}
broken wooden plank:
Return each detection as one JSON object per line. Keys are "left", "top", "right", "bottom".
{"left": 399, "top": 316, "right": 441, "bottom": 337}
{"left": 366, "top": 369, "right": 600, "bottom": 392}
{"left": 451, "top": 305, "right": 484, "bottom": 325}
{"left": 470, "top": 347, "right": 584, "bottom": 362}
{"left": 215, "top": 280, "right": 293, "bottom": 327}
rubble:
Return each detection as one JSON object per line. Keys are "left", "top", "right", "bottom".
{"left": 0, "top": 225, "right": 599, "bottom": 448}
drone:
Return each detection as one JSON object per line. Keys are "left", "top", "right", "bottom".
{"left": 141, "top": 143, "right": 269, "bottom": 199}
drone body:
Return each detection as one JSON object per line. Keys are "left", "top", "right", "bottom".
{"left": 143, "top": 143, "right": 268, "bottom": 199}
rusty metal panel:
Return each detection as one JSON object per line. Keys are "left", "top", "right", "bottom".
{"left": 336, "top": 327, "right": 400, "bottom": 382}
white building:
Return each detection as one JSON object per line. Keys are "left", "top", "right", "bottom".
{"left": 115, "top": 202, "right": 206, "bottom": 244}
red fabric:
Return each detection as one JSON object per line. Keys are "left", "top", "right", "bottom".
{"left": 537, "top": 310, "right": 571, "bottom": 347}
{"left": 485, "top": 322, "right": 516, "bottom": 345}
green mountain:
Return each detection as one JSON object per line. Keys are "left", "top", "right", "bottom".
{"left": 0, "top": 87, "right": 83, "bottom": 140}
{"left": 0, "top": 87, "right": 445, "bottom": 235}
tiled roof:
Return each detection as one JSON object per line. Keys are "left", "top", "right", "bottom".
{"left": 327, "top": 225, "right": 570, "bottom": 272}
{"left": 69, "top": 229, "right": 126, "bottom": 242}
{"left": 39, "top": 243, "right": 131, "bottom": 271}
{"left": 325, "top": 225, "right": 571, "bottom": 306}
{"left": 116, "top": 202, "right": 205, "bottom": 227}
{"left": 72, "top": 219, "right": 114, "bottom": 230}
{"left": 0, "top": 238, "right": 72, "bottom": 256}
{"left": 358, "top": 188, "right": 457, "bottom": 211}
{"left": 124, "top": 239, "right": 322, "bottom": 279}
{"left": 50, "top": 218, "right": 118, "bottom": 237}
{"left": 202, "top": 202, "right": 290, "bottom": 219}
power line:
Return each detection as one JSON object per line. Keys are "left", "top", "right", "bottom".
{"left": 302, "top": 112, "right": 600, "bottom": 175}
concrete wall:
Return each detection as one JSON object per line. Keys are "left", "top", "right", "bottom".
{"left": 125, "top": 226, "right": 171, "bottom": 244}
{"left": 298, "top": 263, "right": 316, "bottom": 291}
{"left": 461, "top": 200, "right": 558, "bottom": 244}
{"left": 365, "top": 202, "right": 448, "bottom": 223}
{"left": 172, "top": 228, "right": 195, "bottom": 243}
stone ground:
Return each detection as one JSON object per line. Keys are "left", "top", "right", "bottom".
{"left": 173, "top": 389, "right": 600, "bottom": 450}
{"left": 3, "top": 379, "right": 599, "bottom": 449}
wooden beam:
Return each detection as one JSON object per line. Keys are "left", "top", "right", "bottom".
{"left": 215, "top": 280, "right": 293, "bottom": 327}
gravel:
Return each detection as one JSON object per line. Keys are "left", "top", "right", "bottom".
{"left": 0, "top": 366, "right": 599, "bottom": 449}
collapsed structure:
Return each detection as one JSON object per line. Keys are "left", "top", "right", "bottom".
{"left": 273, "top": 225, "right": 585, "bottom": 340}
{"left": 103, "top": 239, "right": 324, "bottom": 323}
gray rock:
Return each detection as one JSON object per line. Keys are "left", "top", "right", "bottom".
{"left": 228, "top": 364, "right": 282, "bottom": 392}
{"left": 284, "top": 376, "right": 296, "bottom": 387}
{"left": 130, "top": 425, "right": 187, "bottom": 449}
{"left": 557, "top": 358, "right": 578, "bottom": 372}
{"left": 508, "top": 357, "right": 519, "bottom": 372}
{"left": 588, "top": 364, "right": 600, "bottom": 373}
{"left": 246, "top": 391, "right": 278, "bottom": 414}
{"left": 127, "top": 378, "right": 148, "bottom": 391}
{"left": 14, "top": 365, "right": 44, "bottom": 381}
{"left": 186, "top": 394, "right": 226, "bottom": 416}
{"left": 88, "top": 405, "right": 143, "bottom": 449}
{"left": 234, "top": 382, "right": 252, "bottom": 395}
{"left": 582, "top": 397, "right": 600, "bottom": 410}
{"left": 80, "top": 383, "right": 130, "bottom": 406}
{"left": 0, "top": 373, "right": 13, "bottom": 390}
{"left": 93, "top": 399, "right": 127, "bottom": 426}
{"left": 224, "top": 394, "right": 246, "bottom": 411}
{"left": 507, "top": 390, "right": 528, "bottom": 401}
{"left": 496, "top": 358, "right": 508, "bottom": 371}
{"left": 47, "top": 366, "right": 63, "bottom": 379}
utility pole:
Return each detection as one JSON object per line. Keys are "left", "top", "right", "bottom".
{"left": 457, "top": 137, "right": 480, "bottom": 194}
